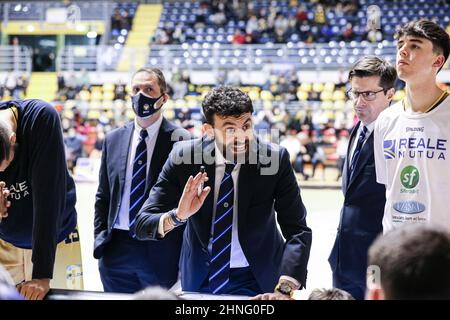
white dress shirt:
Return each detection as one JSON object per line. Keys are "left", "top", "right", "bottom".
{"left": 113, "top": 116, "right": 163, "bottom": 230}
{"left": 208, "top": 143, "right": 250, "bottom": 268}
{"left": 349, "top": 121, "right": 375, "bottom": 161}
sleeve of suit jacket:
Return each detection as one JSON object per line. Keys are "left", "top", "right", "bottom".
{"left": 133, "top": 144, "right": 183, "bottom": 240}
{"left": 275, "top": 148, "right": 312, "bottom": 288}
{"left": 94, "top": 138, "right": 110, "bottom": 240}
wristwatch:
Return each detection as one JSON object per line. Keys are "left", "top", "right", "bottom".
{"left": 275, "top": 282, "right": 295, "bottom": 299}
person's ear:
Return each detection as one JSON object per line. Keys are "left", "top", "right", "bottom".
{"left": 9, "top": 132, "right": 16, "bottom": 145}
{"left": 202, "top": 123, "right": 214, "bottom": 138}
{"left": 386, "top": 88, "right": 395, "bottom": 101}
{"left": 433, "top": 55, "right": 445, "bottom": 70}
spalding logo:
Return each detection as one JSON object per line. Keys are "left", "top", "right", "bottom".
{"left": 393, "top": 201, "right": 426, "bottom": 214}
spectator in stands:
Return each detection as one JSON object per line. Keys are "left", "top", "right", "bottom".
{"left": 232, "top": 29, "right": 247, "bottom": 45}
{"left": 296, "top": 5, "right": 308, "bottom": 22}
{"left": 293, "top": 132, "right": 311, "bottom": 180}
{"left": 64, "top": 128, "right": 83, "bottom": 173}
{"left": 342, "top": 23, "right": 354, "bottom": 41}
{"left": 111, "top": 8, "right": 123, "bottom": 31}
{"left": 308, "top": 288, "right": 355, "bottom": 300}
{"left": 335, "top": 130, "right": 349, "bottom": 181}
{"left": 114, "top": 80, "right": 126, "bottom": 101}
{"left": 367, "top": 225, "right": 450, "bottom": 300}
{"left": 314, "top": 4, "right": 326, "bottom": 25}
{"left": 57, "top": 72, "right": 66, "bottom": 93}
{"left": 280, "top": 128, "right": 302, "bottom": 171}
{"left": 366, "top": 26, "right": 383, "bottom": 43}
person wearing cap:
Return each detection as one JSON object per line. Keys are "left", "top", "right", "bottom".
{"left": 94, "top": 68, "right": 191, "bottom": 293}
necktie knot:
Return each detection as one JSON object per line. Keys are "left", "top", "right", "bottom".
{"left": 361, "top": 125, "right": 367, "bottom": 137}
{"left": 224, "top": 163, "right": 235, "bottom": 175}
{"left": 140, "top": 129, "right": 148, "bottom": 140}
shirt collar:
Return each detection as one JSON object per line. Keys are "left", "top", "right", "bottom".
{"left": 214, "top": 141, "right": 236, "bottom": 166}
{"left": 134, "top": 116, "right": 163, "bottom": 140}
{"left": 360, "top": 121, "right": 375, "bottom": 135}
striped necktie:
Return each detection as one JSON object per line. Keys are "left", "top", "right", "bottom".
{"left": 129, "top": 129, "right": 148, "bottom": 235}
{"left": 209, "top": 163, "right": 235, "bottom": 294}
{"left": 349, "top": 125, "right": 367, "bottom": 174}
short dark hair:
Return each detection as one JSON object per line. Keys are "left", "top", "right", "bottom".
{"left": 0, "top": 122, "right": 12, "bottom": 163}
{"left": 395, "top": 19, "right": 450, "bottom": 72}
{"left": 202, "top": 86, "right": 254, "bottom": 125}
{"left": 132, "top": 67, "right": 168, "bottom": 94}
{"left": 348, "top": 56, "right": 397, "bottom": 90}
{"left": 368, "top": 225, "right": 450, "bottom": 299}
{"left": 308, "top": 288, "right": 355, "bottom": 300}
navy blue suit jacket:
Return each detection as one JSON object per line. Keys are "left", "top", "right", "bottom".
{"left": 133, "top": 137, "right": 312, "bottom": 293}
{"left": 94, "top": 118, "right": 190, "bottom": 285}
{"left": 329, "top": 121, "right": 385, "bottom": 286}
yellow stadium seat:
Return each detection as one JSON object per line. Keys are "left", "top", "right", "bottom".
{"left": 334, "top": 100, "right": 346, "bottom": 110}
{"left": 248, "top": 89, "right": 259, "bottom": 101}
{"left": 300, "top": 83, "right": 312, "bottom": 92}
{"left": 333, "top": 90, "right": 346, "bottom": 101}
{"left": 324, "top": 82, "right": 335, "bottom": 92}
{"left": 126, "top": 109, "right": 135, "bottom": 120}
{"left": 320, "top": 91, "right": 333, "bottom": 101}
{"left": 313, "top": 83, "right": 324, "bottom": 92}
{"left": 87, "top": 110, "right": 100, "bottom": 120}
{"left": 103, "top": 91, "right": 115, "bottom": 101}
{"left": 102, "top": 83, "right": 115, "bottom": 92}
{"left": 263, "top": 101, "right": 273, "bottom": 110}
{"left": 90, "top": 90, "right": 103, "bottom": 101}
{"left": 260, "top": 90, "right": 273, "bottom": 101}
{"left": 79, "top": 90, "right": 90, "bottom": 101}
{"left": 175, "top": 99, "right": 186, "bottom": 108}
{"left": 296, "top": 90, "right": 308, "bottom": 101}
{"left": 321, "top": 101, "right": 333, "bottom": 109}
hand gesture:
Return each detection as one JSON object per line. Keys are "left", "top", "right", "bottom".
{"left": 176, "top": 172, "right": 210, "bottom": 220}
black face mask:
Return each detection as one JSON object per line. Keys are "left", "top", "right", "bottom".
{"left": 131, "top": 92, "right": 164, "bottom": 119}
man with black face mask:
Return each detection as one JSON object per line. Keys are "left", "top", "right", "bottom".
{"left": 94, "top": 68, "right": 191, "bottom": 293}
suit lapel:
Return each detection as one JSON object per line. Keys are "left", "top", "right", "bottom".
{"left": 192, "top": 137, "right": 216, "bottom": 249}
{"left": 147, "top": 118, "right": 172, "bottom": 194}
{"left": 237, "top": 163, "right": 257, "bottom": 234}
{"left": 343, "top": 122, "right": 360, "bottom": 192}
{"left": 348, "top": 133, "right": 374, "bottom": 187}
{"left": 119, "top": 122, "right": 134, "bottom": 196}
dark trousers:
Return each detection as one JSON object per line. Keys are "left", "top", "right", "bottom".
{"left": 199, "top": 267, "right": 262, "bottom": 296}
{"left": 99, "top": 229, "right": 177, "bottom": 294}
{"left": 332, "top": 272, "right": 365, "bottom": 300}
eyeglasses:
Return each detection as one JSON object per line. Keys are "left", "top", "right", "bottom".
{"left": 346, "top": 88, "right": 386, "bottom": 101}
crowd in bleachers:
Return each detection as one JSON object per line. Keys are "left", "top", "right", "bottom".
{"left": 0, "top": 72, "right": 28, "bottom": 100}
{"left": 109, "top": 3, "right": 138, "bottom": 46}
{"left": 153, "top": 0, "right": 450, "bottom": 45}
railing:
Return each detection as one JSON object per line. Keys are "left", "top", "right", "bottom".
{"left": 0, "top": 45, "right": 32, "bottom": 73}
{"left": 147, "top": 41, "right": 398, "bottom": 72}
{"left": 56, "top": 41, "right": 400, "bottom": 73}
{"left": 56, "top": 45, "right": 124, "bottom": 72}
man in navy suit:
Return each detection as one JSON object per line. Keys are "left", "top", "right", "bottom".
{"left": 94, "top": 68, "right": 190, "bottom": 293}
{"left": 328, "top": 56, "right": 396, "bottom": 299}
{"left": 134, "top": 86, "right": 311, "bottom": 299}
